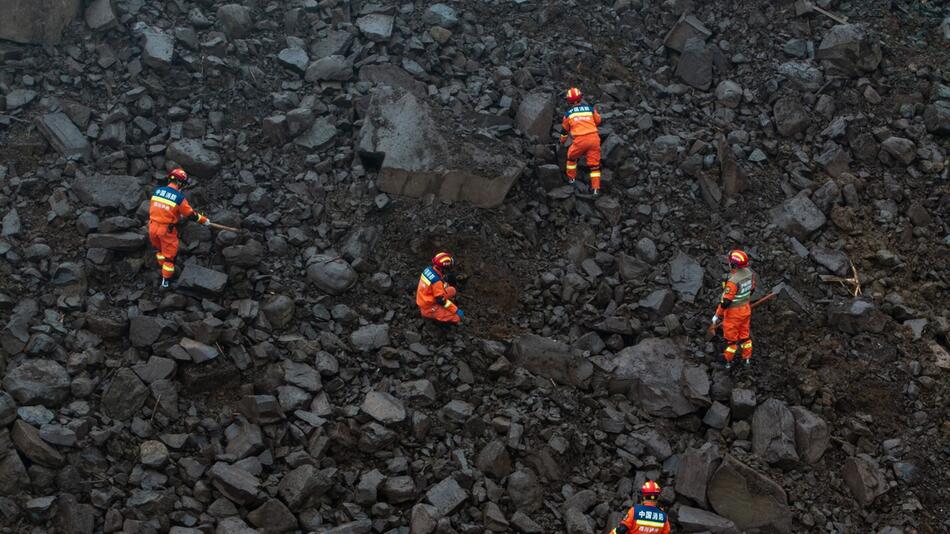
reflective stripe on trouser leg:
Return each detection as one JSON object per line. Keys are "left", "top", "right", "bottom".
{"left": 590, "top": 165, "right": 601, "bottom": 190}
{"left": 161, "top": 262, "right": 175, "bottom": 279}
{"left": 723, "top": 344, "right": 737, "bottom": 363}
{"left": 156, "top": 253, "right": 165, "bottom": 266}
{"left": 740, "top": 339, "right": 752, "bottom": 359}
{"left": 566, "top": 160, "right": 578, "bottom": 179}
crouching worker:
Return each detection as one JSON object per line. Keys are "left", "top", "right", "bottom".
{"left": 416, "top": 252, "right": 464, "bottom": 324}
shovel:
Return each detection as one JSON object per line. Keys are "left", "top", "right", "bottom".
{"left": 794, "top": 0, "right": 849, "bottom": 24}
{"left": 209, "top": 222, "right": 243, "bottom": 233}
{"left": 705, "top": 285, "right": 783, "bottom": 341}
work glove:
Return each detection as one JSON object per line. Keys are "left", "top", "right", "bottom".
{"left": 456, "top": 309, "right": 465, "bottom": 320}
{"left": 710, "top": 315, "right": 720, "bottom": 325}
{"left": 202, "top": 219, "right": 211, "bottom": 226}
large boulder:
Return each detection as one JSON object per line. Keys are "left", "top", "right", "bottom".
{"left": 306, "top": 255, "right": 357, "bottom": 295}
{"left": 772, "top": 96, "right": 810, "bottom": 137}
{"left": 3, "top": 359, "right": 70, "bottom": 406}
{"left": 816, "top": 24, "right": 882, "bottom": 75}
{"left": 707, "top": 455, "right": 792, "bottom": 533}
{"left": 677, "top": 506, "right": 739, "bottom": 534}
{"left": 510, "top": 335, "right": 593, "bottom": 389}
{"left": 0, "top": 0, "right": 80, "bottom": 44}
{"left": 769, "top": 191, "right": 827, "bottom": 241}
{"left": 36, "top": 112, "right": 91, "bottom": 160}
{"left": 790, "top": 406, "right": 830, "bottom": 464}
{"left": 751, "top": 398, "right": 800, "bottom": 468}
{"left": 842, "top": 454, "right": 889, "bottom": 507}
{"left": 515, "top": 92, "right": 554, "bottom": 140}
{"left": 669, "top": 250, "right": 704, "bottom": 303}
{"left": 676, "top": 37, "right": 714, "bottom": 90}
{"left": 608, "top": 338, "right": 710, "bottom": 417}
{"left": 357, "top": 86, "right": 524, "bottom": 208}
{"left": 924, "top": 101, "right": 950, "bottom": 135}
{"left": 827, "top": 298, "right": 887, "bottom": 334}
{"left": 72, "top": 175, "right": 144, "bottom": 212}
{"left": 675, "top": 442, "right": 721, "bottom": 507}
{"left": 101, "top": 368, "right": 149, "bottom": 421}
{"left": 166, "top": 139, "right": 221, "bottom": 179}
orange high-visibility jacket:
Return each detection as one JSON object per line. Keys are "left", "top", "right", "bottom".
{"left": 612, "top": 503, "right": 671, "bottom": 534}
{"left": 561, "top": 103, "right": 602, "bottom": 138}
{"left": 148, "top": 183, "right": 207, "bottom": 226}
{"left": 416, "top": 266, "right": 458, "bottom": 314}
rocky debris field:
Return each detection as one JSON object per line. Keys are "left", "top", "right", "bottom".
{"left": 1, "top": 0, "right": 949, "bottom": 533}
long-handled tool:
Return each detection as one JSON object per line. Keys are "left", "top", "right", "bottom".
{"left": 705, "top": 290, "right": 780, "bottom": 341}
{"left": 209, "top": 222, "right": 242, "bottom": 233}
{"left": 794, "top": 0, "right": 849, "bottom": 24}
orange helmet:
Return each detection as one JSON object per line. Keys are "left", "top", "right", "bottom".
{"left": 728, "top": 249, "right": 749, "bottom": 269}
{"left": 640, "top": 480, "right": 661, "bottom": 500}
{"left": 432, "top": 252, "right": 454, "bottom": 269}
{"left": 566, "top": 87, "right": 582, "bottom": 104}
{"left": 168, "top": 167, "right": 189, "bottom": 183}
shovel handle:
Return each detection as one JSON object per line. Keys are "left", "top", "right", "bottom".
{"left": 750, "top": 292, "right": 777, "bottom": 309}
{"left": 209, "top": 222, "right": 242, "bottom": 232}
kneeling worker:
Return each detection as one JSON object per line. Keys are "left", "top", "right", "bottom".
{"left": 416, "top": 252, "right": 464, "bottom": 324}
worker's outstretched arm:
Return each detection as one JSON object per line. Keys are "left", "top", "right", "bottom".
{"left": 180, "top": 198, "right": 209, "bottom": 225}
{"left": 593, "top": 107, "right": 602, "bottom": 125}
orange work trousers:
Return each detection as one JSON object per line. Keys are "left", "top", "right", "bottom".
{"left": 148, "top": 223, "right": 179, "bottom": 280}
{"left": 722, "top": 304, "right": 752, "bottom": 362}
{"left": 566, "top": 134, "right": 602, "bottom": 190}
{"left": 419, "top": 305, "right": 461, "bottom": 324}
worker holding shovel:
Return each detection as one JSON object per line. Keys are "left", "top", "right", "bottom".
{"left": 709, "top": 249, "right": 756, "bottom": 369}
{"left": 147, "top": 167, "right": 213, "bottom": 289}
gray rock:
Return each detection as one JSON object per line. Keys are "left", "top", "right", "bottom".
{"left": 278, "top": 464, "right": 331, "bottom": 511}
{"left": 380, "top": 475, "right": 416, "bottom": 504}
{"left": 0, "top": 0, "right": 79, "bottom": 44}
{"left": 816, "top": 24, "right": 882, "bottom": 74}
{"left": 663, "top": 13, "right": 712, "bottom": 53}
{"left": 0, "top": 391, "right": 16, "bottom": 426}
{"left": 12, "top": 420, "right": 64, "bottom": 467}
{"left": 476, "top": 439, "right": 513, "bottom": 479}
{"left": 809, "top": 246, "right": 850, "bottom": 276}
{"left": 629, "top": 428, "right": 673, "bottom": 460}
{"left": 708, "top": 455, "right": 792, "bottom": 533}
{"left": 752, "top": 398, "right": 799, "bottom": 468}
{"left": 772, "top": 96, "right": 810, "bottom": 137}
{"left": 5, "top": 89, "right": 37, "bottom": 110}
{"left": 703, "top": 401, "right": 730, "bottom": 429}
{"left": 132, "top": 356, "right": 176, "bottom": 384}
{"left": 1, "top": 208, "right": 20, "bottom": 237}
{"left": 180, "top": 337, "right": 219, "bottom": 363}
{"left": 880, "top": 136, "right": 916, "bottom": 165}
{"left": 320, "top": 520, "right": 372, "bottom": 534}
{"left": 595, "top": 195, "right": 622, "bottom": 226}
{"left": 356, "top": 14, "right": 393, "bottom": 42}
{"left": 86, "top": 232, "right": 144, "bottom": 251}
{"left": 609, "top": 337, "right": 710, "bottom": 417}
{"left": 217, "top": 4, "right": 252, "bottom": 38}
{"left": 304, "top": 55, "right": 353, "bottom": 82}
{"left": 209, "top": 462, "right": 261, "bottom": 506}
{"left": 239, "top": 395, "right": 284, "bottom": 425}
{"left": 843, "top": 454, "right": 889, "bottom": 507}
{"left": 669, "top": 250, "right": 704, "bottom": 303}
{"left": 177, "top": 264, "right": 228, "bottom": 295}
{"left": 678, "top": 506, "right": 739, "bottom": 533}
{"left": 777, "top": 61, "right": 825, "bottom": 92}
{"left": 426, "top": 477, "right": 468, "bottom": 517}
{"left": 770, "top": 192, "right": 826, "bottom": 240}
{"left": 140, "top": 440, "right": 169, "bottom": 468}
{"left": 440, "top": 399, "right": 474, "bottom": 424}
{"left": 815, "top": 141, "right": 851, "bottom": 177}
{"left": 307, "top": 255, "right": 357, "bottom": 295}
{"left": 510, "top": 334, "right": 593, "bottom": 388}
{"left": 101, "top": 368, "right": 149, "bottom": 420}
{"left": 396, "top": 379, "right": 437, "bottom": 404}
{"left": 563, "top": 508, "right": 593, "bottom": 534}
{"left": 138, "top": 25, "right": 174, "bottom": 69}
{"left": 277, "top": 47, "right": 309, "bottom": 75}
{"left": 166, "top": 139, "right": 221, "bottom": 178}
{"left": 310, "top": 30, "right": 353, "bottom": 59}
{"left": 262, "top": 295, "right": 295, "bottom": 329}
{"left": 618, "top": 253, "right": 651, "bottom": 281}
{"left": 358, "top": 86, "right": 523, "bottom": 208}
{"left": 129, "top": 315, "right": 175, "bottom": 347}
{"left": 72, "top": 175, "right": 144, "bottom": 212}
{"left": 730, "top": 388, "right": 756, "bottom": 420}
{"left": 715, "top": 80, "right": 742, "bottom": 108}
{"left": 483, "top": 501, "right": 509, "bottom": 532}
{"left": 638, "top": 289, "right": 675, "bottom": 319}
{"left": 351, "top": 324, "right": 390, "bottom": 351}
{"left": 3, "top": 359, "right": 70, "bottom": 406}
{"left": 38, "top": 423, "right": 76, "bottom": 447}
{"left": 790, "top": 406, "right": 829, "bottom": 464}
{"left": 923, "top": 101, "right": 950, "bottom": 135}
{"left": 827, "top": 298, "right": 887, "bottom": 334}
{"left": 676, "top": 442, "right": 721, "bottom": 508}
{"left": 248, "top": 499, "right": 298, "bottom": 533}
{"left": 360, "top": 391, "right": 405, "bottom": 424}
{"left": 423, "top": 3, "right": 458, "bottom": 28}
{"left": 355, "top": 469, "right": 385, "bottom": 505}
{"left": 85, "top": 0, "right": 117, "bottom": 31}
{"left": 55, "top": 493, "right": 96, "bottom": 534}
{"left": 676, "top": 37, "right": 713, "bottom": 90}
{"left": 515, "top": 92, "right": 554, "bottom": 140}
{"left": 36, "top": 113, "right": 91, "bottom": 160}
{"left": 294, "top": 117, "right": 337, "bottom": 150}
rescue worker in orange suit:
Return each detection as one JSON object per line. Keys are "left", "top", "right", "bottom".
{"left": 148, "top": 168, "right": 210, "bottom": 289}
{"left": 711, "top": 249, "right": 756, "bottom": 368}
{"left": 611, "top": 480, "right": 670, "bottom": 534}
{"left": 416, "top": 252, "right": 464, "bottom": 324}
{"left": 560, "top": 87, "right": 603, "bottom": 195}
